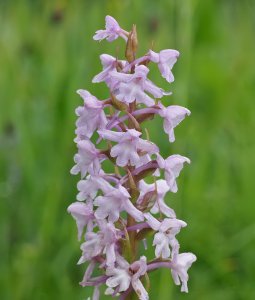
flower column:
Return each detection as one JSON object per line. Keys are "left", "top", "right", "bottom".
{"left": 68, "top": 15, "right": 196, "bottom": 300}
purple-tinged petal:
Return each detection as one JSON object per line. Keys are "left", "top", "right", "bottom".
{"left": 159, "top": 103, "right": 191, "bottom": 142}
{"left": 71, "top": 140, "right": 102, "bottom": 178}
{"left": 171, "top": 252, "right": 197, "bottom": 293}
{"left": 67, "top": 202, "right": 93, "bottom": 240}
{"left": 98, "top": 129, "right": 123, "bottom": 142}
{"left": 144, "top": 212, "right": 161, "bottom": 230}
{"left": 158, "top": 155, "right": 190, "bottom": 192}
{"left": 75, "top": 90, "right": 107, "bottom": 139}
{"left": 149, "top": 49, "right": 180, "bottom": 83}
{"left": 123, "top": 199, "right": 144, "bottom": 222}
{"left": 93, "top": 15, "right": 126, "bottom": 42}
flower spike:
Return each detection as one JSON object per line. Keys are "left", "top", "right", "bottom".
{"left": 68, "top": 15, "right": 196, "bottom": 299}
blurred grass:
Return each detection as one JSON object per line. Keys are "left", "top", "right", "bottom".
{"left": 1, "top": 0, "right": 255, "bottom": 299}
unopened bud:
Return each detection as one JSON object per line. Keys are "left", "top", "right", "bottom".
{"left": 125, "top": 24, "right": 138, "bottom": 63}
{"left": 127, "top": 112, "right": 141, "bottom": 131}
{"left": 127, "top": 169, "right": 140, "bottom": 201}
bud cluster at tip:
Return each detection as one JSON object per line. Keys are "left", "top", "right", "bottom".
{"left": 68, "top": 15, "right": 196, "bottom": 300}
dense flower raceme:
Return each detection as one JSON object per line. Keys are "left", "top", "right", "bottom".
{"left": 68, "top": 15, "right": 196, "bottom": 300}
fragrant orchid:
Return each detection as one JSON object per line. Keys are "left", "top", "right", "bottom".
{"left": 68, "top": 15, "right": 196, "bottom": 300}
{"left": 149, "top": 49, "right": 179, "bottom": 83}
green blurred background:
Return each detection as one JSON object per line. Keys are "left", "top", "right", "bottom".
{"left": 1, "top": 0, "right": 255, "bottom": 299}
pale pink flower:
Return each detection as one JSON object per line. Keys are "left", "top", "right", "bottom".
{"left": 92, "top": 54, "right": 126, "bottom": 89}
{"left": 75, "top": 90, "right": 107, "bottom": 140}
{"left": 77, "top": 175, "right": 113, "bottom": 201}
{"left": 71, "top": 140, "right": 104, "bottom": 178}
{"left": 93, "top": 15, "right": 128, "bottom": 42}
{"left": 94, "top": 185, "right": 144, "bottom": 222}
{"left": 98, "top": 129, "right": 158, "bottom": 167}
{"left": 106, "top": 256, "right": 148, "bottom": 300}
{"left": 144, "top": 213, "right": 187, "bottom": 259}
{"left": 158, "top": 102, "right": 191, "bottom": 142}
{"left": 149, "top": 49, "right": 179, "bottom": 83}
{"left": 130, "top": 256, "right": 148, "bottom": 300}
{"left": 67, "top": 202, "right": 94, "bottom": 240}
{"left": 78, "top": 232, "right": 103, "bottom": 264}
{"left": 171, "top": 252, "right": 197, "bottom": 293}
{"left": 138, "top": 179, "right": 176, "bottom": 217}
{"left": 78, "top": 222, "right": 120, "bottom": 267}
{"left": 157, "top": 154, "right": 190, "bottom": 192}
{"left": 110, "top": 65, "right": 166, "bottom": 106}
{"left": 106, "top": 266, "right": 130, "bottom": 294}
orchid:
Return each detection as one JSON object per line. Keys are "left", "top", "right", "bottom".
{"left": 106, "top": 256, "right": 148, "bottom": 300}
{"left": 110, "top": 65, "right": 165, "bottom": 106}
{"left": 138, "top": 179, "right": 176, "bottom": 217}
{"left": 75, "top": 89, "right": 107, "bottom": 140}
{"left": 70, "top": 140, "right": 104, "bottom": 178}
{"left": 171, "top": 252, "right": 197, "bottom": 293}
{"left": 92, "top": 54, "right": 127, "bottom": 90}
{"left": 93, "top": 15, "right": 128, "bottom": 42}
{"left": 157, "top": 154, "right": 190, "bottom": 192}
{"left": 145, "top": 213, "right": 187, "bottom": 258}
{"left": 94, "top": 185, "right": 144, "bottom": 222}
{"left": 68, "top": 16, "right": 196, "bottom": 300}
{"left": 149, "top": 49, "right": 179, "bottom": 83}
{"left": 67, "top": 202, "right": 94, "bottom": 240}
{"left": 98, "top": 129, "right": 158, "bottom": 167}
{"left": 158, "top": 102, "right": 191, "bottom": 142}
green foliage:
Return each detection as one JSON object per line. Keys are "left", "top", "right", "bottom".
{"left": 1, "top": 0, "right": 255, "bottom": 299}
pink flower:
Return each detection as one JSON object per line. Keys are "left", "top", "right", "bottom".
{"left": 78, "top": 222, "right": 120, "bottom": 267}
{"left": 78, "top": 232, "right": 103, "bottom": 264}
{"left": 144, "top": 213, "right": 187, "bottom": 259}
{"left": 171, "top": 252, "right": 197, "bottom": 293}
{"left": 106, "top": 256, "right": 148, "bottom": 300}
{"left": 110, "top": 65, "right": 166, "bottom": 106}
{"left": 149, "top": 49, "right": 179, "bottom": 83}
{"left": 138, "top": 179, "right": 176, "bottom": 217}
{"left": 98, "top": 129, "right": 158, "bottom": 167}
{"left": 77, "top": 174, "right": 113, "bottom": 201}
{"left": 130, "top": 256, "right": 148, "bottom": 300}
{"left": 106, "top": 261, "right": 131, "bottom": 294}
{"left": 158, "top": 102, "right": 191, "bottom": 142}
{"left": 94, "top": 185, "right": 144, "bottom": 222}
{"left": 67, "top": 202, "right": 94, "bottom": 240}
{"left": 93, "top": 15, "right": 127, "bottom": 42}
{"left": 157, "top": 154, "right": 190, "bottom": 192}
{"left": 71, "top": 140, "right": 104, "bottom": 178}
{"left": 92, "top": 54, "right": 126, "bottom": 89}
{"left": 75, "top": 90, "right": 107, "bottom": 140}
